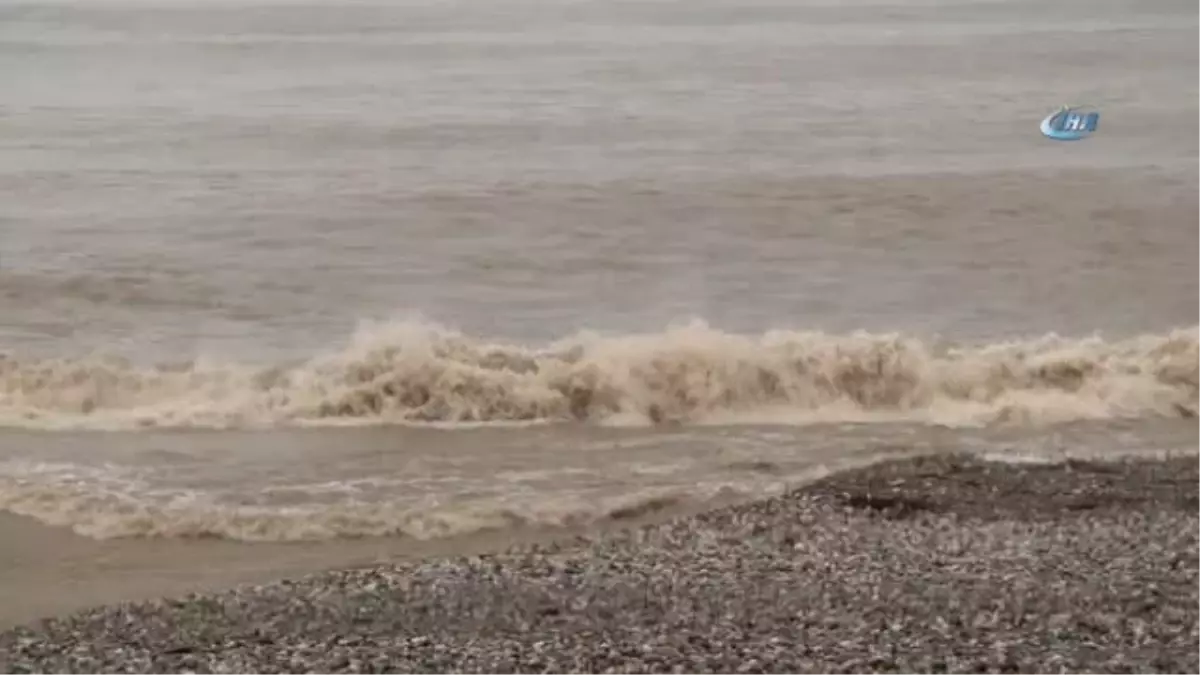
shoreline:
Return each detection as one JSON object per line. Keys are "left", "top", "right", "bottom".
{"left": 0, "top": 448, "right": 932, "bottom": 631}
{"left": 0, "top": 466, "right": 763, "bottom": 631}
{"left": 2, "top": 451, "right": 1196, "bottom": 673}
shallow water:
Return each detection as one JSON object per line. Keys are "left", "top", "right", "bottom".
{"left": 0, "top": 0, "right": 1197, "bottom": 622}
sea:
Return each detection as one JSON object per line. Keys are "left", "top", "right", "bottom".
{"left": 0, "top": 0, "right": 1197, "bottom": 623}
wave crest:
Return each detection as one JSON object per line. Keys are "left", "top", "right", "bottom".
{"left": 1, "top": 320, "right": 1196, "bottom": 430}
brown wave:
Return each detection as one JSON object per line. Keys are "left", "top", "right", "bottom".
{"left": 0, "top": 321, "right": 1195, "bottom": 429}
{"left": 0, "top": 473, "right": 707, "bottom": 542}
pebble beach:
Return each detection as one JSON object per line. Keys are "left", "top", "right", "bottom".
{"left": 2, "top": 452, "right": 1196, "bottom": 674}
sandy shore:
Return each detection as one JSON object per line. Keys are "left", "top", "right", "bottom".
{"left": 0, "top": 510, "right": 578, "bottom": 633}
{"left": 0, "top": 479, "right": 744, "bottom": 632}
{"left": 1, "top": 452, "right": 1196, "bottom": 673}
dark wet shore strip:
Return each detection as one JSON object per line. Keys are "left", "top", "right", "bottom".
{"left": 2, "top": 452, "right": 1196, "bottom": 674}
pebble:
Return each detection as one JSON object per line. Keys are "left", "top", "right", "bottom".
{"left": 0, "top": 453, "right": 1196, "bottom": 673}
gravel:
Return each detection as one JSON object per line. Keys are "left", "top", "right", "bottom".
{"left": 2, "top": 453, "right": 1197, "bottom": 674}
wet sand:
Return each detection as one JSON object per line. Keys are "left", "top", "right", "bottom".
{"left": 3, "top": 452, "right": 1196, "bottom": 673}
{"left": 0, "top": 511, "right": 567, "bottom": 631}
{"left": 0, "top": 481, "right": 743, "bottom": 630}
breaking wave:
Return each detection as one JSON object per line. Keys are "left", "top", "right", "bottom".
{"left": 1, "top": 320, "right": 1196, "bottom": 430}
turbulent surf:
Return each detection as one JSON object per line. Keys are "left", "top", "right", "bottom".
{"left": 2, "top": 319, "right": 1195, "bottom": 431}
